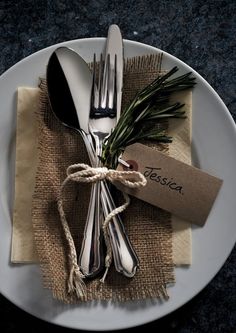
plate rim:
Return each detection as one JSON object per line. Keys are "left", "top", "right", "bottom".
{"left": 0, "top": 37, "right": 235, "bottom": 331}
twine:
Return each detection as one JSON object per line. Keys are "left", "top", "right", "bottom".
{"left": 57, "top": 163, "right": 147, "bottom": 299}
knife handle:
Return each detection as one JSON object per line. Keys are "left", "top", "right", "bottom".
{"left": 100, "top": 181, "right": 139, "bottom": 277}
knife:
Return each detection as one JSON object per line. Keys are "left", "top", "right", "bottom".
{"left": 101, "top": 25, "right": 140, "bottom": 278}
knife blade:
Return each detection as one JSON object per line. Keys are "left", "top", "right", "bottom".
{"left": 103, "top": 24, "right": 123, "bottom": 119}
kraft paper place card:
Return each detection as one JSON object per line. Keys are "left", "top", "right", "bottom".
{"left": 116, "top": 143, "right": 223, "bottom": 226}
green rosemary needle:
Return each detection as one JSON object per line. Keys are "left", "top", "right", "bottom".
{"left": 101, "top": 66, "right": 196, "bottom": 169}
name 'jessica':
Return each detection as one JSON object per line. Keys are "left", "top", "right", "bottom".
{"left": 144, "top": 167, "right": 184, "bottom": 195}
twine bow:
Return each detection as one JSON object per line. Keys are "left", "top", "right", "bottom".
{"left": 62, "top": 163, "right": 147, "bottom": 188}
{"left": 57, "top": 163, "right": 147, "bottom": 299}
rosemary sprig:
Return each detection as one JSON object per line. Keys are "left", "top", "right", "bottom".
{"left": 101, "top": 66, "right": 196, "bottom": 169}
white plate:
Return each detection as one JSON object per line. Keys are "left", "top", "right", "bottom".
{"left": 0, "top": 38, "right": 235, "bottom": 331}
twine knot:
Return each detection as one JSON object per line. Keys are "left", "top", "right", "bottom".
{"left": 65, "top": 163, "right": 147, "bottom": 188}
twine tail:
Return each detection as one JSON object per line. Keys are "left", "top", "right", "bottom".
{"left": 57, "top": 182, "right": 87, "bottom": 300}
{"left": 68, "top": 260, "right": 87, "bottom": 299}
{"left": 100, "top": 226, "right": 113, "bottom": 284}
{"left": 100, "top": 191, "right": 131, "bottom": 284}
{"left": 100, "top": 267, "right": 109, "bottom": 284}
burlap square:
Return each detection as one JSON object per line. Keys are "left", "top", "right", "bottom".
{"left": 32, "top": 54, "right": 176, "bottom": 303}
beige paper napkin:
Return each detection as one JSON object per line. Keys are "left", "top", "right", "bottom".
{"left": 11, "top": 87, "right": 40, "bottom": 262}
{"left": 169, "top": 91, "right": 192, "bottom": 265}
{"left": 11, "top": 87, "right": 192, "bottom": 265}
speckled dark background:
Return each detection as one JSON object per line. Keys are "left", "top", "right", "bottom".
{"left": 0, "top": 0, "right": 235, "bottom": 332}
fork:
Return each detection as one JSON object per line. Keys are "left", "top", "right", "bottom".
{"left": 80, "top": 53, "right": 139, "bottom": 278}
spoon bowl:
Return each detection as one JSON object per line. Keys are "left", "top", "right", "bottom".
{"left": 47, "top": 46, "right": 92, "bottom": 133}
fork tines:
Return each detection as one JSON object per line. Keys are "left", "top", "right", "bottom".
{"left": 90, "top": 53, "right": 117, "bottom": 119}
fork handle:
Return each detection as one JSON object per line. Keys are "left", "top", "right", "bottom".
{"left": 101, "top": 181, "right": 139, "bottom": 277}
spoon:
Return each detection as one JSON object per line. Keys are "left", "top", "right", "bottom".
{"left": 47, "top": 46, "right": 104, "bottom": 277}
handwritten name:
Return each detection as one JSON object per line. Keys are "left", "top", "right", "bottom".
{"left": 144, "top": 167, "right": 184, "bottom": 195}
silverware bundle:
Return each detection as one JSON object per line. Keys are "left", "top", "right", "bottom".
{"left": 47, "top": 25, "right": 139, "bottom": 279}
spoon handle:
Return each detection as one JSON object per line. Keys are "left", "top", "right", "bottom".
{"left": 78, "top": 134, "right": 104, "bottom": 277}
{"left": 78, "top": 181, "right": 104, "bottom": 277}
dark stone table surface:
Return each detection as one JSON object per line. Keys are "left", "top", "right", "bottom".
{"left": 0, "top": 1, "right": 235, "bottom": 332}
